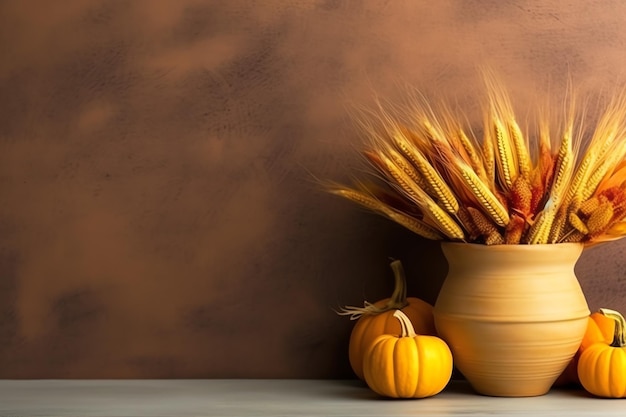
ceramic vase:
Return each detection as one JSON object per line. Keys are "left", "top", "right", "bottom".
{"left": 433, "top": 242, "right": 590, "bottom": 397}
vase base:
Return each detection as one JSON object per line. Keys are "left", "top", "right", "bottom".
{"left": 468, "top": 381, "right": 553, "bottom": 397}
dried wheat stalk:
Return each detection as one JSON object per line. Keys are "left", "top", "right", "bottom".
{"left": 327, "top": 72, "right": 626, "bottom": 245}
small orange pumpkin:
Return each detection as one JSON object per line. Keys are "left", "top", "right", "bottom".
{"left": 363, "top": 310, "right": 452, "bottom": 398}
{"left": 581, "top": 310, "right": 616, "bottom": 350}
{"left": 578, "top": 308, "right": 626, "bottom": 398}
{"left": 553, "top": 309, "right": 616, "bottom": 387}
{"left": 340, "top": 260, "right": 437, "bottom": 380}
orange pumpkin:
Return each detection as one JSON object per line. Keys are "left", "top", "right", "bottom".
{"left": 553, "top": 309, "right": 616, "bottom": 387}
{"left": 363, "top": 310, "right": 452, "bottom": 398}
{"left": 340, "top": 260, "right": 436, "bottom": 380}
{"left": 578, "top": 308, "right": 626, "bottom": 397}
{"left": 581, "top": 310, "right": 616, "bottom": 350}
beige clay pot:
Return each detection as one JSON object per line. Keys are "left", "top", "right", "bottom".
{"left": 433, "top": 242, "right": 590, "bottom": 397}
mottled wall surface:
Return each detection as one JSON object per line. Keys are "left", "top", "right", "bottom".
{"left": 0, "top": 0, "right": 625, "bottom": 378}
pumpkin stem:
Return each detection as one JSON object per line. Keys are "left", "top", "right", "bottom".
{"left": 394, "top": 310, "right": 417, "bottom": 338}
{"left": 388, "top": 260, "right": 409, "bottom": 308}
{"left": 599, "top": 308, "right": 626, "bottom": 347}
{"left": 336, "top": 259, "right": 410, "bottom": 320}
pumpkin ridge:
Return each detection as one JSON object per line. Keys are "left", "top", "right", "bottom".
{"left": 609, "top": 347, "right": 626, "bottom": 397}
{"left": 392, "top": 338, "right": 404, "bottom": 397}
{"left": 415, "top": 337, "right": 427, "bottom": 397}
{"left": 608, "top": 348, "right": 618, "bottom": 397}
{"left": 364, "top": 336, "right": 386, "bottom": 395}
{"left": 381, "top": 338, "right": 397, "bottom": 396}
{"left": 409, "top": 339, "right": 421, "bottom": 397}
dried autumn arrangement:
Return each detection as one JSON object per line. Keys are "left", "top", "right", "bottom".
{"left": 329, "top": 73, "right": 626, "bottom": 245}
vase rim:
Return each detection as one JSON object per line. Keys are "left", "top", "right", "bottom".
{"left": 440, "top": 241, "right": 585, "bottom": 260}
{"left": 441, "top": 242, "right": 584, "bottom": 249}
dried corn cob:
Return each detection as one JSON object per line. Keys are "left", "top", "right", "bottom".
{"left": 587, "top": 202, "right": 615, "bottom": 234}
{"left": 504, "top": 214, "right": 525, "bottom": 244}
{"left": 579, "top": 197, "right": 600, "bottom": 217}
{"left": 568, "top": 212, "right": 589, "bottom": 235}
{"left": 456, "top": 206, "right": 481, "bottom": 241}
{"left": 467, "top": 207, "right": 504, "bottom": 245}
{"left": 508, "top": 175, "right": 532, "bottom": 216}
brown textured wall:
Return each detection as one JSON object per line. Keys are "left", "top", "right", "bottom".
{"left": 0, "top": 0, "right": 625, "bottom": 378}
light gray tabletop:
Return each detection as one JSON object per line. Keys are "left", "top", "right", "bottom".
{"left": 0, "top": 379, "right": 623, "bottom": 417}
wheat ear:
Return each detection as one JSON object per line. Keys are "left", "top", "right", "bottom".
{"left": 482, "top": 70, "right": 522, "bottom": 190}
{"left": 579, "top": 142, "right": 626, "bottom": 202}
{"left": 380, "top": 155, "right": 465, "bottom": 240}
{"left": 328, "top": 187, "right": 443, "bottom": 240}
{"left": 493, "top": 116, "right": 518, "bottom": 190}
{"left": 508, "top": 119, "right": 532, "bottom": 179}
{"left": 531, "top": 118, "right": 576, "bottom": 243}
{"left": 456, "top": 160, "right": 510, "bottom": 227}
{"left": 391, "top": 131, "right": 459, "bottom": 214}
{"left": 385, "top": 210, "right": 444, "bottom": 240}
{"left": 481, "top": 114, "right": 496, "bottom": 187}
{"left": 457, "top": 128, "right": 489, "bottom": 184}
{"left": 387, "top": 147, "right": 431, "bottom": 198}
